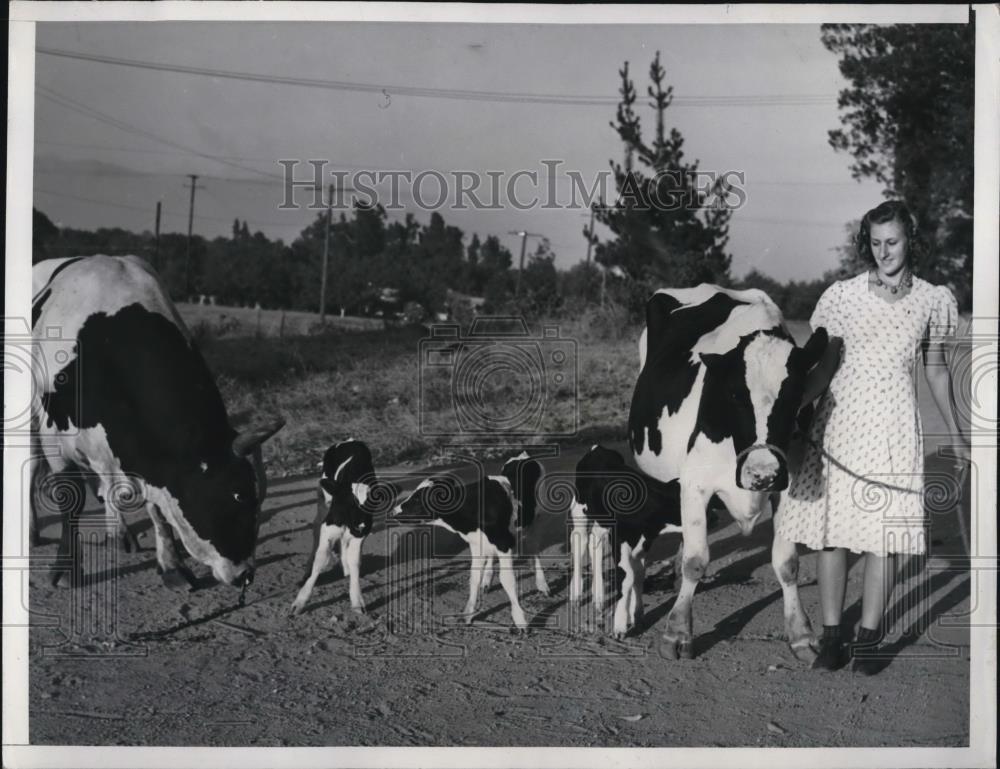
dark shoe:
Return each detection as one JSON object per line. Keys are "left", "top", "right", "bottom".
{"left": 811, "top": 626, "right": 847, "bottom": 671}
{"left": 850, "top": 626, "right": 888, "bottom": 676}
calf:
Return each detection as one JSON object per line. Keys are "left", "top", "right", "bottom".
{"left": 391, "top": 454, "right": 547, "bottom": 629}
{"left": 570, "top": 445, "right": 682, "bottom": 638}
{"left": 290, "top": 439, "right": 376, "bottom": 615}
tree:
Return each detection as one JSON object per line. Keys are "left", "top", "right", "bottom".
{"left": 822, "top": 23, "right": 974, "bottom": 309}
{"left": 33, "top": 208, "right": 59, "bottom": 262}
{"left": 589, "top": 52, "right": 734, "bottom": 318}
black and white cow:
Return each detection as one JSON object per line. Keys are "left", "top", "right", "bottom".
{"left": 290, "top": 439, "right": 376, "bottom": 615}
{"left": 628, "top": 285, "right": 831, "bottom": 660}
{"left": 570, "top": 444, "right": 682, "bottom": 639}
{"left": 31, "top": 255, "right": 284, "bottom": 589}
{"left": 390, "top": 453, "right": 548, "bottom": 629}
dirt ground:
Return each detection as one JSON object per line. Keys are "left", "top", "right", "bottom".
{"left": 27, "top": 434, "right": 972, "bottom": 748}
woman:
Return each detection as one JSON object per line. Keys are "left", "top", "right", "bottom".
{"left": 777, "top": 200, "right": 970, "bottom": 674}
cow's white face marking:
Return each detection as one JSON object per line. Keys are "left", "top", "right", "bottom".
{"left": 741, "top": 334, "right": 792, "bottom": 484}
{"left": 146, "top": 484, "right": 250, "bottom": 586}
{"left": 200, "top": 462, "right": 208, "bottom": 473}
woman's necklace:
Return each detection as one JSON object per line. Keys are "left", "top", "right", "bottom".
{"left": 870, "top": 268, "right": 913, "bottom": 295}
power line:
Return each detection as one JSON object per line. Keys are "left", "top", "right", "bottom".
{"left": 34, "top": 186, "right": 309, "bottom": 228}
{"left": 36, "top": 85, "right": 290, "bottom": 183}
{"left": 37, "top": 46, "right": 835, "bottom": 108}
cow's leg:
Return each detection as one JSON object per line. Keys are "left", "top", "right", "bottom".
{"left": 771, "top": 503, "right": 817, "bottom": 664}
{"left": 569, "top": 499, "right": 588, "bottom": 603}
{"left": 29, "top": 452, "right": 51, "bottom": 548}
{"left": 589, "top": 524, "right": 609, "bottom": 611}
{"left": 47, "top": 470, "right": 86, "bottom": 588}
{"left": 632, "top": 551, "right": 647, "bottom": 626}
{"left": 480, "top": 549, "right": 495, "bottom": 596}
{"left": 497, "top": 548, "right": 528, "bottom": 629}
{"left": 148, "top": 503, "right": 196, "bottom": 590}
{"left": 463, "top": 538, "right": 486, "bottom": 624}
{"left": 290, "top": 524, "right": 341, "bottom": 614}
{"left": 612, "top": 541, "right": 635, "bottom": 639}
{"left": 343, "top": 533, "right": 366, "bottom": 614}
{"left": 662, "top": 486, "right": 709, "bottom": 660}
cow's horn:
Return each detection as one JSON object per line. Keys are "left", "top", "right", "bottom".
{"left": 232, "top": 417, "right": 286, "bottom": 457}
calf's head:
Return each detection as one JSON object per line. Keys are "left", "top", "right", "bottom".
{"left": 320, "top": 476, "right": 374, "bottom": 538}
{"left": 698, "top": 328, "right": 828, "bottom": 492}
{"left": 391, "top": 475, "right": 466, "bottom": 523}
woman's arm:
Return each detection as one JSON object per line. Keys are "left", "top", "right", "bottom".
{"left": 924, "top": 338, "right": 971, "bottom": 462}
{"left": 800, "top": 334, "right": 844, "bottom": 406}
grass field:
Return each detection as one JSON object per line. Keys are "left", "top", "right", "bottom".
{"left": 201, "top": 312, "right": 644, "bottom": 477}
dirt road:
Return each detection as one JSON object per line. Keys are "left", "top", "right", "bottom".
{"left": 27, "top": 433, "right": 971, "bottom": 747}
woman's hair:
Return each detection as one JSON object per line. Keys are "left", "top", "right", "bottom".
{"left": 854, "top": 200, "right": 924, "bottom": 268}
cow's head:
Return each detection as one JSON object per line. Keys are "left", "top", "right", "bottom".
{"left": 176, "top": 417, "right": 284, "bottom": 587}
{"left": 391, "top": 475, "right": 465, "bottom": 523}
{"left": 698, "top": 328, "right": 828, "bottom": 492}
{"left": 499, "top": 452, "right": 542, "bottom": 527}
{"left": 320, "top": 476, "right": 374, "bottom": 538}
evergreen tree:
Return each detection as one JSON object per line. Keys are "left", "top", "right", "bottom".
{"left": 589, "top": 52, "right": 734, "bottom": 317}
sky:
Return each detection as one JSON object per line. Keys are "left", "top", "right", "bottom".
{"left": 32, "top": 21, "right": 889, "bottom": 281}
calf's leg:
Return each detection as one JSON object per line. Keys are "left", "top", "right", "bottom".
{"left": 290, "top": 524, "right": 341, "bottom": 614}
{"left": 343, "top": 532, "right": 366, "bottom": 614}
{"left": 148, "top": 503, "right": 196, "bottom": 590}
{"left": 569, "top": 500, "right": 588, "bottom": 603}
{"left": 496, "top": 549, "right": 528, "bottom": 629}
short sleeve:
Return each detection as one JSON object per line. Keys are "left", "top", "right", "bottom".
{"left": 809, "top": 281, "right": 841, "bottom": 334}
{"left": 928, "top": 285, "right": 959, "bottom": 340}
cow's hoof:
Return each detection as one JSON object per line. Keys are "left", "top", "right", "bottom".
{"left": 661, "top": 635, "right": 694, "bottom": 660}
{"left": 351, "top": 605, "right": 367, "bottom": 616}
{"left": 117, "top": 529, "right": 140, "bottom": 554}
{"left": 160, "top": 567, "right": 196, "bottom": 590}
{"left": 49, "top": 567, "right": 83, "bottom": 589}
{"left": 289, "top": 600, "right": 306, "bottom": 616}
{"left": 464, "top": 612, "right": 476, "bottom": 626}
{"left": 790, "top": 639, "right": 819, "bottom": 665}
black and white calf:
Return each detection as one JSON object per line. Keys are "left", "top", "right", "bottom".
{"left": 290, "top": 439, "right": 376, "bottom": 615}
{"left": 391, "top": 453, "right": 547, "bottom": 629}
{"left": 570, "top": 445, "right": 682, "bottom": 639}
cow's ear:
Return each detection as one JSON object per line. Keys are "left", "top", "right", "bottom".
{"left": 798, "top": 327, "right": 829, "bottom": 369}
{"left": 232, "top": 416, "right": 285, "bottom": 457}
{"left": 698, "top": 352, "right": 725, "bottom": 370}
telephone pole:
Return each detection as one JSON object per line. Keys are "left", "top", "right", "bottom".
{"left": 319, "top": 183, "right": 356, "bottom": 323}
{"left": 584, "top": 208, "right": 595, "bottom": 266}
{"left": 508, "top": 230, "right": 544, "bottom": 301}
{"left": 184, "top": 175, "right": 203, "bottom": 297}
{"left": 153, "top": 201, "right": 162, "bottom": 270}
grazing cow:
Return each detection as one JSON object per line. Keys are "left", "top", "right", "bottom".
{"left": 629, "top": 285, "right": 831, "bottom": 660}
{"left": 290, "top": 439, "right": 376, "bottom": 615}
{"left": 31, "top": 255, "right": 284, "bottom": 589}
{"left": 570, "top": 444, "right": 683, "bottom": 639}
{"left": 391, "top": 453, "right": 547, "bottom": 629}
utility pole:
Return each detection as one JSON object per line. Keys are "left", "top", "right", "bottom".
{"left": 184, "top": 175, "right": 203, "bottom": 297}
{"left": 153, "top": 201, "right": 161, "bottom": 271}
{"left": 508, "top": 230, "right": 544, "bottom": 301}
{"left": 319, "top": 183, "right": 356, "bottom": 323}
{"left": 319, "top": 184, "right": 333, "bottom": 323}
{"left": 584, "top": 208, "right": 595, "bottom": 267}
